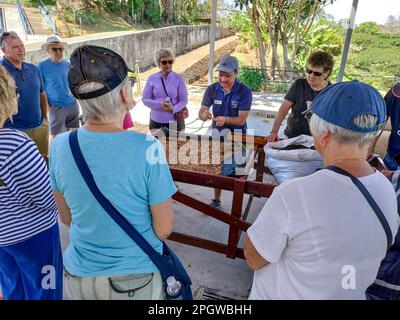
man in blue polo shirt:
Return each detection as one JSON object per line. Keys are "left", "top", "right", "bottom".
{"left": 38, "top": 36, "right": 79, "bottom": 138}
{"left": 199, "top": 55, "right": 252, "bottom": 208}
{"left": 0, "top": 31, "right": 50, "bottom": 156}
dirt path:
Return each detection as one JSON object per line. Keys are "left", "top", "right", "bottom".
{"left": 140, "top": 36, "right": 238, "bottom": 82}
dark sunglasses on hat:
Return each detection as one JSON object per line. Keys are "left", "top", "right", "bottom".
{"left": 306, "top": 68, "right": 323, "bottom": 77}
{"left": 161, "top": 60, "right": 173, "bottom": 65}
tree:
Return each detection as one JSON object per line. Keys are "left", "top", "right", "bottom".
{"left": 234, "top": 0, "right": 337, "bottom": 78}
{"left": 355, "top": 21, "right": 380, "bottom": 35}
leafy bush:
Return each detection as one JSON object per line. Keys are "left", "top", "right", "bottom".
{"left": 238, "top": 67, "right": 265, "bottom": 91}
{"left": 355, "top": 22, "right": 381, "bottom": 35}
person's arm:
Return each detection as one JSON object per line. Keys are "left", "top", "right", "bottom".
{"left": 172, "top": 76, "right": 188, "bottom": 113}
{"left": 214, "top": 85, "right": 252, "bottom": 127}
{"left": 245, "top": 189, "right": 289, "bottom": 271}
{"left": 266, "top": 99, "right": 294, "bottom": 142}
{"left": 53, "top": 191, "right": 72, "bottom": 226}
{"left": 199, "top": 86, "right": 214, "bottom": 121}
{"left": 146, "top": 139, "right": 177, "bottom": 240}
{"left": 5, "top": 140, "right": 56, "bottom": 210}
{"left": 40, "top": 91, "right": 49, "bottom": 120}
{"left": 150, "top": 198, "right": 175, "bottom": 241}
{"left": 199, "top": 105, "right": 213, "bottom": 121}
{"left": 244, "top": 235, "right": 269, "bottom": 270}
{"left": 142, "top": 78, "right": 164, "bottom": 111}
{"left": 214, "top": 111, "right": 249, "bottom": 127}
{"left": 37, "top": 66, "right": 49, "bottom": 119}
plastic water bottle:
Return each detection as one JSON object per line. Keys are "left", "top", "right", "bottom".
{"left": 166, "top": 276, "right": 183, "bottom": 300}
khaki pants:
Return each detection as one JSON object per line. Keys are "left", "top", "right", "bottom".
{"left": 23, "top": 120, "right": 49, "bottom": 157}
{"left": 64, "top": 270, "right": 165, "bottom": 300}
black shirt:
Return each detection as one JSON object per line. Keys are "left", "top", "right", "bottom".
{"left": 283, "top": 78, "right": 330, "bottom": 138}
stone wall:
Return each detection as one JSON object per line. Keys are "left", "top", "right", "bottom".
{"left": 25, "top": 25, "right": 233, "bottom": 70}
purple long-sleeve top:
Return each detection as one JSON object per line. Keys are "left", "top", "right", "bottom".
{"left": 142, "top": 71, "right": 188, "bottom": 123}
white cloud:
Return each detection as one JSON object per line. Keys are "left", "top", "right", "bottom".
{"left": 324, "top": 0, "right": 400, "bottom": 25}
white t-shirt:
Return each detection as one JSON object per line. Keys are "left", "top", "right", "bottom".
{"left": 247, "top": 169, "right": 400, "bottom": 300}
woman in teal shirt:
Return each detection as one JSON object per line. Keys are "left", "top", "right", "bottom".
{"left": 50, "top": 46, "right": 176, "bottom": 300}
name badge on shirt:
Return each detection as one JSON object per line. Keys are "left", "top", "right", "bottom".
{"left": 214, "top": 100, "right": 223, "bottom": 105}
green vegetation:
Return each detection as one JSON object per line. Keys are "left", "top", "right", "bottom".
{"left": 229, "top": 13, "right": 400, "bottom": 93}
{"left": 237, "top": 67, "right": 265, "bottom": 91}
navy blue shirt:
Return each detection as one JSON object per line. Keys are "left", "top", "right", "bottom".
{"left": 1, "top": 57, "right": 44, "bottom": 130}
{"left": 201, "top": 80, "right": 252, "bottom": 133}
{"left": 385, "top": 89, "right": 400, "bottom": 160}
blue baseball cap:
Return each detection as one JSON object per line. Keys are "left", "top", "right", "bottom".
{"left": 217, "top": 55, "right": 239, "bottom": 73}
{"left": 309, "top": 80, "right": 386, "bottom": 133}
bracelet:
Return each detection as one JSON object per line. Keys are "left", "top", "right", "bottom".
{"left": 270, "top": 130, "right": 278, "bottom": 134}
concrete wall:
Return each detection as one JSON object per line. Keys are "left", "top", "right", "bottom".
{"left": 25, "top": 25, "right": 233, "bottom": 70}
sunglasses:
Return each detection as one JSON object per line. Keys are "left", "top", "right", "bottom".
{"left": 306, "top": 68, "right": 324, "bottom": 77}
{"left": 161, "top": 60, "right": 173, "bottom": 65}
{"left": 51, "top": 47, "right": 63, "bottom": 52}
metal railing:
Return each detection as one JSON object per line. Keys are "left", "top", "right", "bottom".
{"left": 239, "top": 66, "right": 395, "bottom": 94}
{"left": 16, "top": 0, "right": 31, "bottom": 35}
{"left": 38, "top": 0, "right": 59, "bottom": 35}
{"left": 0, "top": 8, "right": 5, "bottom": 33}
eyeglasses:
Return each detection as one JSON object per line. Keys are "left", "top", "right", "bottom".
{"left": 51, "top": 47, "right": 63, "bottom": 52}
{"left": 306, "top": 68, "right": 323, "bottom": 77}
{"left": 129, "top": 76, "right": 136, "bottom": 87}
{"left": 161, "top": 60, "right": 173, "bottom": 65}
{"left": 0, "top": 31, "right": 17, "bottom": 47}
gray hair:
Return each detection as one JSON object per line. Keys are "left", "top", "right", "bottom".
{"left": 309, "top": 113, "right": 381, "bottom": 147}
{"left": 77, "top": 77, "right": 129, "bottom": 123}
{"left": 154, "top": 48, "right": 175, "bottom": 67}
{"left": 1, "top": 31, "right": 20, "bottom": 49}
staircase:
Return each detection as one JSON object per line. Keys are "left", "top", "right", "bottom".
{"left": 0, "top": 8, "right": 5, "bottom": 34}
{"left": 3, "top": 6, "right": 26, "bottom": 36}
{"left": 23, "top": 7, "right": 52, "bottom": 35}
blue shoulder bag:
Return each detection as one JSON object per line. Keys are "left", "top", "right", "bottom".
{"left": 68, "top": 130, "right": 193, "bottom": 300}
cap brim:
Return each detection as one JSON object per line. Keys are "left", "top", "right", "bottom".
{"left": 217, "top": 66, "right": 235, "bottom": 73}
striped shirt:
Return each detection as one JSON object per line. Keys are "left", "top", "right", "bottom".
{"left": 0, "top": 128, "right": 58, "bottom": 246}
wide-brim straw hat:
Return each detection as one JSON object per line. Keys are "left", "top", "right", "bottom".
{"left": 41, "top": 36, "right": 67, "bottom": 51}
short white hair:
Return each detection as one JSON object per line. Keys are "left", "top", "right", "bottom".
{"left": 309, "top": 113, "right": 381, "bottom": 147}
{"left": 77, "top": 77, "right": 129, "bottom": 123}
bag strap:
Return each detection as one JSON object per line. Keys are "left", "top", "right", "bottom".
{"left": 325, "top": 165, "right": 393, "bottom": 250}
{"left": 68, "top": 130, "right": 174, "bottom": 274}
{"left": 160, "top": 76, "right": 170, "bottom": 100}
